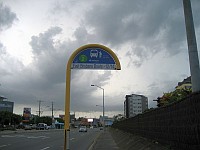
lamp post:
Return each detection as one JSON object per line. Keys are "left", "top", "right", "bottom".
{"left": 91, "top": 85, "right": 105, "bottom": 130}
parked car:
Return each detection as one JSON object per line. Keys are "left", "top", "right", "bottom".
{"left": 24, "top": 125, "right": 32, "bottom": 130}
{"left": 37, "top": 123, "right": 48, "bottom": 130}
{"left": 31, "top": 124, "right": 37, "bottom": 129}
{"left": 79, "top": 126, "right": 87, "bottom": 132}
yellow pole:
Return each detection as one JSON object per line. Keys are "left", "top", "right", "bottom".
{"left": 63, "top": 44, "right": 121, "bottom": 149}
{"left": 64, "top": 61, "right": 71, "bottom": 150}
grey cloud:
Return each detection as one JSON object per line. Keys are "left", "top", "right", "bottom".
{"left": 146, "top": 79, "right": 178, "bottom": 107}
{"left": 1, "top": 25, "right": 114, "bottom": 112}
{"left": 83, "top": 0, "right": 200, "bottom": 67}
{"left": 30, "top": 26, "right": 62, "bottom": 55}
{"left": 126, "top": 46, "right": 149, "bottom": 67}
{"left": 70, "top": 70, "right": 113, "bottom": 112}
{"left": 0, "top": 3, "right": 17, "bottom": 30}
{"left": 0, "top": 42, "right": 6, "bottom": 54}
{"left": 0, "top": 43, "right": 23, "bottom": 79}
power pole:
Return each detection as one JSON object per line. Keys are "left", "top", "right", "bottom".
{"left": 183, "top": 0, "right": 200, "bottom": 92}
{"left": 38, "top": 100, "right": 43, "bottom": 117}
{"left": 52, "top": 101, "right": 54, "bottom": 125}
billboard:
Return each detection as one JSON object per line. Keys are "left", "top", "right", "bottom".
{"left": 23, "top": 108, "right": 31, "bottom": 122}
{"left": 87, "top": 118, "right": 93, "bottom": 122}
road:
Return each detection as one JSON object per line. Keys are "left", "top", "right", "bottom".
{"left": 0, "top": 128, "right": 101, "bottom": 150}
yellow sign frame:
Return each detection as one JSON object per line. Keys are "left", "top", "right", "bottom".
{"left": 64, "top": 44, "right": 121, "bottom": 149}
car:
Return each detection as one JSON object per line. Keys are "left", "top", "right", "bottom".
{"left": 100, "top": 127, "right": 103, "bottom": 130}
{"left": 37, "top": 123, "right": 48, "bottom": 130}
{"left": 79, "top": 126, "right": 87, "bottom": 132}
{"left": 24, "top": 125, "right": 32, "bottom": 130}
{"left": 31, "top": 124, "right": 37, "bottom": 129}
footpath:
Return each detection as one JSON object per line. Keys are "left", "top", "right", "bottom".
{"left": 90, "top": 129, "right": 120, "bottom": 150}
{"left": 91, "top": 128, "right": 170, "bottom": 150}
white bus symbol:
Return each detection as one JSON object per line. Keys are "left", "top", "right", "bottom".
{"left": 90, "top": 50, "right": 98, "bottom": 58}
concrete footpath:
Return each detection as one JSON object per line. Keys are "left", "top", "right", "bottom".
{"left": 90, "top": 128, "right": 170, "bottom": 150}
{"left": 90, "top": 129, "right": 120, "bottom": 150}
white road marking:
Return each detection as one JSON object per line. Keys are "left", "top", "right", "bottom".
{"left": 1, "top": 135, "right": 25, "bottom": 138}
{"left": 1, "top": 134, "right": 49, "bottom": 139}
{"left": 1, "top": 135, "right": 14, "bottom": 137}
{"left": 40, "top": 147, "right": 50, "bottom": 150}
{"left": 0, "top": 145, "right": 7, "bottom": 148}
{"left": 70, "top": 138, "right": 75, "bottom": 140}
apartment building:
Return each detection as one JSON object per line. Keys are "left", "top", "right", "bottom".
{"left": 124, "top": 94, "right": 148, "bottom": 118}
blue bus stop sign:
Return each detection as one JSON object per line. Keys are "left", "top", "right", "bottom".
{"left": 72, "top": 47, "right": 118, "bottom": 70}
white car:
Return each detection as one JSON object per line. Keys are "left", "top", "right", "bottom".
{"left": 79, "top": 126, "right": 87, "bottom": 132}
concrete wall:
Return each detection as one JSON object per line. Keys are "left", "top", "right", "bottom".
{"left": 112, "top": 92, "right": 200, "bottom": 150}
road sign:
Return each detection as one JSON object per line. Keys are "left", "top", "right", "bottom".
{"left": 64, "top": 44, "right": 121, "bottom": 150}
{"left": 71, "top": 47, "right": 118, "bottom": 70}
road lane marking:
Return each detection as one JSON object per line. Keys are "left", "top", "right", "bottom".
{"left": 40, "top": 147, "right": 50, "bottom": 150}
{"left": 70, "top": 138, "right": 75, "bottom": 140}
{"left": 1, "top": 135, "right": 49, "bottom": 139}
{"left": 0, "top": 145, "right": 7, "bottom": 148}
{"left": 1, "top": 135, "right": 25, "bottom": 138}
{"left": 88, "top": 132, "right": 101, "bottom": 150}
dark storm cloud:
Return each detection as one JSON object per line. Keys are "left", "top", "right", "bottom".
{"left": 84, "top": 0, "right": 200, "bottom": 67}
{"left": 2, "top": 0, "right": 199, "bottom": 114}
{"left": 0, "top": 3, "right": 17, "bottom": 30}
{"left": 1, "top": 25, "right": 114, "bottom": 112}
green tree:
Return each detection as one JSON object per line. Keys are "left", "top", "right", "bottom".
{"left": 113, "top": 114, "right": 125, "bottom": 123}
{"left": 36, "top": 116, "right": 52, "bottom": 125}
{"left": 157, "top": 88, "right": 192, "bottom": 107}
{"left": 0, "top": 111, "right": 22, "bottom": 126}
{"left": 55, "top": 117, "right": 64, "bottom": 123}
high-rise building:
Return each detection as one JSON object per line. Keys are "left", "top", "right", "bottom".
{"left": 0, "top": 96, "right": 14, "bottom": 113}
{"left": 124, "top": 94, "right": 148, "bottom": 118}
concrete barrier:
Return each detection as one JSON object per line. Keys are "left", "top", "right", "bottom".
{"left": 109, "top": 128, "right": 171, "bottom": 150}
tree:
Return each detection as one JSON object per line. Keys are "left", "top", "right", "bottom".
{"left": 113, "top": 114, "right": 125, "bottom": 123}
{"left": 55, "top": 117, "right": 64, "bottom": 123}
{"left": 0, "top": 111, "right": 22, "bottom": 126}
{"left": 36, "top": 116, "right": 52, "bottom": 125}
{"left": 157, "top": 88, "right": 192, "bottom": 107}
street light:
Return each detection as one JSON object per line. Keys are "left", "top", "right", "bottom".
{"left": 91, "top": 84, "right": 105, "bottom": 130}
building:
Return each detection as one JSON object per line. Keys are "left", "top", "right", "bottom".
{"left": 59, "top": 114, "right": 75, "bottom": 123}
{"left": 124, "top": 94, "right": 148, "bottom": 118}
{"left": 0, "top": 96, "right": 14, "bottom": 113}
{"left": 176, "top": 76, "right": 192, "bottom": 90}
{"left": 99, "top": 115, "right": 114, "bottom": 126}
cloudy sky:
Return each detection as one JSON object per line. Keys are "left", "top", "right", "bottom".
{"left": 0, "top": 0, "right": 199, "bottom": 118}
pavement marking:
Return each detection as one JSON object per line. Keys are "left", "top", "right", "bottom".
{"left": 1, "top": 134, "right": 49, "bottom": 139}
{"left": 88, "top": 132, "right": 101, "bottom": 150}
{"left": 27, "top": 136, "right": 49, "bottom": 139}
{"left": 1, "top": 135, "right": 25, "bottom": 138}
{"left": 0, "top": 145, "right": 7, "bottom": 148}
{"left": 40, "top": 147, "right": 50, "bottom": 150}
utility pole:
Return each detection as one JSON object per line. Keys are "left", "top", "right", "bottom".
{"left": 37, "top": 100, "right": 43, "bottom": 117}
{"left": 52, "top": 101, "right": 54, "bottom": 125}
{"left": 183, "top": 0, "right": 200, "bottom": 92}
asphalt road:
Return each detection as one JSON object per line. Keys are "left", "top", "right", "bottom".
{"left": 0, "top": 128, "right": 101, "bottom": 150}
